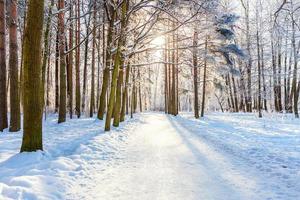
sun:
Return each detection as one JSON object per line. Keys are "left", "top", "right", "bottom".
{"left": 151, "top": 36, "right": 165, "bottom": 47}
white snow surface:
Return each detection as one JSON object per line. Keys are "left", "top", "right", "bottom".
{"left": 0, "top": 112, "right": 299, "bottom": 200}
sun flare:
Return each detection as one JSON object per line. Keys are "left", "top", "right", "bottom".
{"left": 151, "top": 36, "right": 165, "bottom": 47}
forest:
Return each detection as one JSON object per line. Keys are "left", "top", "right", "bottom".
{"left": 0, "top": 0, "right": 299, "bottom": 199}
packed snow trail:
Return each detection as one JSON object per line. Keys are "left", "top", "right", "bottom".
{"left": 0, "top": 113, "right": 299, "bottom": 200}
{"left": 67, "top": 113, "right": 256, "bottom": 200}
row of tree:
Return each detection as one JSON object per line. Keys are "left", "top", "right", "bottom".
{"left": 220, "top": 0, "right": 300, "bottom": 118}
{"left": 0, "top": 0, "right": 298, "bottom": 152}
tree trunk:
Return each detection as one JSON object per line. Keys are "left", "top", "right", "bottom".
{"left": 120, "top": 60, "right": 131, "bottom": 122}
{"left": 67, "top": 1, "right": 74, "bottom": 119}
{"left": 96, "top": 10, "right": 103, "bottom": 110}
{"left": 284, "top": 29, "right": 288, "bottom": 112}
{"left": 81, "top": 29, "right": 89, "bottom": 113}
{"left": 55, "top": 33, "right": 59, "bottom": 113}
{"left": 113, "top": 6, "right": 130, "bottom": 125}
{"left": 201, "top": 37, "right": 208, "bottom": 117}
{"left": 42, "top": 0, "right": 54, "bottom": 98}
{"left": 164, "top": 41, "right": 168, "bottom": 113}
{"left": 0, "top": 0, "right": 7, "bottom": 131}
{"left": 257, "top": 30, "right": 262, "bottom": 118}
{"left": 232, "top": 76, "right": 239, "bottom": 112}
{"left": 46, "top": 39, "right": 51, "bottom": 108}
{"left": 261, "top": 46, "right": 267, "bottom": 111}
{"left": 167, "top": 35, "right": 172, "bottom": 114}
{"left": 171, "top": 24, "right": 176, "bottom": 115}
{"left": 238, "top": 60, "right": 246, "bottom": 112}
{"left": 20, "top": 0, "right": 45, "bottom": 152}
{"left": 19, "top": 1, "right": 27, "bottom": 110}
{"left": 132, "top": 66, "right": 137, "bottom": 114}
{"left": 58, "top": 0, "right": 67, "bottom": 123}
{"left": 42, "top": 0, "right": 54, "bottom": 116}
{"left": 113, "top": 62, "right": 124, "bottom": 127}
{"left": 193, "top": 30, "right": 199, "bottom": 118}
{"left": 138, "top": 67, "right": 142, "bottom": 112}
{"left": 272, "top": 39, "right": 279, "bottom": 112}
{"left": 176, "top": 30, "right": 179, "bottom": 115}
{"left": 105, "top": 0, "right": 127, "bottom": 131}
{"left": 89, "top": 1, "right": 96, "bottom": 117}
{"left": 227, "top": 75, "right": 235, "bottom": 112}
{"left": 243, "top": 0, "right": 252, "bottom": 112}
{"left": 8, "top": 0, "right": 20, "bottom": 132}
{"left": 75, "top": 0, "right": 81, "bottom": 118}
{"left": 287, "top": 46, "right": 293, "bottom": 113}
{"left": 131, "top": 66, "right": 136, "bottom": 118}
{"left": 291, "top": 15, "right": 299, "bottom": 118}
{"left": 277, "top": 38, "right": 283, "bottom": 112}
{"left": 97, "top": 1, "right": 115, "bottom": 120}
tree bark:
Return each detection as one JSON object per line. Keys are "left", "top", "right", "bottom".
{"left": 113, "top": 62, "right": 124, "bottom": 127}
{"left": 97, "top": 0, "right": 115, "bottom": 120}
{"left": 55, "top": 33, "right": 59, "bottom": 113}
{"left": 272, "top": 39, "right": 279, "bottom": 111}
{"left": 277, "top": 38, "right": 283, "bottom": 112}
{"left": 0, "top": 0, "right": 8, "bottom": 131}
{"left": 193, "top": 30, "right": 199, "bottom": 118}
{"left": 105, "top": 0, "right": 128, "bottom": 131}
{"left": 21, "top": 0, "right": 45, "bottom": 152}
{"left": 89, "top": 0, "right": 96, "bottom": 117}
{"left": 42, "top": 0, "right": 54, "bottom": 115}
{"left": 257, "top": 30, "right": 262, "bottom": 118}
{"left": 58, "top": 0, "right": 67, "bottom": 123}
{"left": 75, "top": 0, "right": 81, "bottom": 118}
{"left": 120, "top": 60, "right": 131, "bottom": 122}
{"left": 81, "top": 30, "right": 89, "bottom": 113}
{"left": 164, "top": 40, "right": 168, "bottom": 113}
{"left": 138, "top": 67, "right": 142, "bottom": 112}
{"left": 67, "top": 0, "right": 74, "bottom": 119}
{"left": 8, "top": 0, "right": 20, "bottom": 132}
{"left": 261, "top": 46, "right": 267, "bottom": 111}
{"left": 201, "top": 37, "right": 208, "bottom": 117}
{"left": 291, "top": 14, "right": 299, "bottom": 118}
{"left": 242, "top": 0, "right": 252, "bottom": 112}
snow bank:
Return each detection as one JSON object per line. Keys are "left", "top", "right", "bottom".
{"left": 175, "top": 112, "right": 300, "bottom": 199}
{"left": 0, "top": 115, "right": 140, "bottom": 200}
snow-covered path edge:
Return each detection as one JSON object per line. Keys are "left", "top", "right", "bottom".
{"left": 0, "top": 115, "right": 143, "bottom": 200}
{"left": 170, "top": 112, "right": 300, "bottom": 200}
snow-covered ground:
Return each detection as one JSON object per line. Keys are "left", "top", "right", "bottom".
{"left": 0, "top": 112, "right": 299, "bottom": 200}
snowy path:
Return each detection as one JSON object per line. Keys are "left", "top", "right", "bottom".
{"left": 67, "top": 113, "right": 256, "bottom": 200}
{"left": 0, "top": 113, "right": 299, "bottom": 200}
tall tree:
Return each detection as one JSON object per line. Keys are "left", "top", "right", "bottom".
{"left": 105, "top": 0, "right": 128, "bottom": 131}
{"left": 257, "top": 30, "right": 262, "bottom": 118}
{"left": 58, "top": 0, "right": 67, "bottom": 123}
{"left": 42, "top": 0, "right": 54, "bottom": 114}
{"left": 20, "top": 0, "right": 45, "bottom": 152}
{"left": 200, "top": 37, "right": 208, "bottom": 117}
{"left": 164, "top": 36, "right": 169, "bottom": 114}
{"left": 67, "top": 0, "right": 74, "bottom": 119}
{"left": 193, "top": 29, "right": 199, "bottom": 119}
{"left": 75, "top": 0, "right": 81, "bottom": 118}
{"left": 81, "top": 6, "right": 91, "bottom": 113}
{"left": 89, "top": 0, "right": 96, "bottom": 117}
{"left": 120, "top": 59, "right": 131, "bottom": 122}
{"left": 0, "top": 0, "right": 7, "bottom": 131}
{"left": 8, "top": 0, "right": 20, "bottom": 132}
{"left": 240, "top": 0, "right": 252, "bottom": 112}
{"left": 97, "top": 0, "right": 115, "bottom": 120}
{"left": 55, "top": 32, "right": 59, "bottom": 113}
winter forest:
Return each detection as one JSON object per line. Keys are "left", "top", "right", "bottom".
{"left": 0, "top": 0, "right": 300, "bottom": 199}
